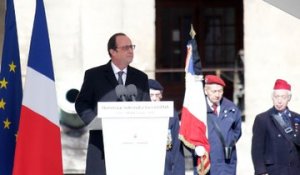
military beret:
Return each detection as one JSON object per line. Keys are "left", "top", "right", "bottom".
{"left": 148, "top": 79, "right": 164, "bottom": 91}
{"left": 204, "top": 75, "right": 226, "bottom": 87}
{"left": 273, "top": 79, "right": 291, "bottom": 91}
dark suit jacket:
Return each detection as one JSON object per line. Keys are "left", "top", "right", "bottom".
{"left": 75, "top": 61, "right": 150, "bottom": 175}
{"left": 251, "top": 107, "right": 300, "bottom": 175}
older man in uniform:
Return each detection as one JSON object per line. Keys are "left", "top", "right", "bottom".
{"left": 195, "top": 75, "right": 242, "bottom": 175}
{"left": 251, "top": 79, "right": 300, "bottom": 175}
{"left": 148, "top": 79, "right": 185, "bottom": 175}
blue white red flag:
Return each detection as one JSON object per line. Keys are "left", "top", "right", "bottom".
{"left": 179, "top": 38, "right": 210, "bottom": 175}
{"left": 0, "top": 0, "right": 22, "bottom": 174}
{"left": 13, "top": 0, "right": 63, "bottom": 174}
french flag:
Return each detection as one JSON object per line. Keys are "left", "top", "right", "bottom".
{"left": 13, "top": 0, "right": 63, "bottom": 174}
{"left": 179, "top": 36, "right": 210, "bottom": 175}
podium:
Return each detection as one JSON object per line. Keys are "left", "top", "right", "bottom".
{"left": 97, "top": 101, "right": 173, "bottom": 175}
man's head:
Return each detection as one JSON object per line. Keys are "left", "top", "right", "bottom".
{"left": 108, "top": 33, "right": 135, "bottom": 69}
{"left": 204, "top": 75, "right": 226, "bottom": 104}
{"left": 272, "top": 79, "right": 292, "bottom": 111}
{"left": 148, "top": 79, "right": 163, "bottom": 102}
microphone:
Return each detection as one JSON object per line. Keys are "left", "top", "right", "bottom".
{"left": 115, "top": 84, "right": 128, "bottom": 101}
{"left": 126, "top": 84, "right": 138, "bottom": 101}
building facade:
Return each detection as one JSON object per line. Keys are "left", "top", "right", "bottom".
{"left": 1, "top": 0, "right": 300, "bottom": 174}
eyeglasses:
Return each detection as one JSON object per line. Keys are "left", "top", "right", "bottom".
{"left": 208, "top": 89, "right": 224, "bottom": 94}
{"left": 273, "top": 95, "right": 290, "bottom": 101}
{"left": 115, "top": 45, "right": 136, "bottom": 51}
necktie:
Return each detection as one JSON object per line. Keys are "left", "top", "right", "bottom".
{"left": 117, "top": 71, "right": 124, "bottom": 85}
{"left": 212, "top": 103, "right": 218, "bottom": 115}
{"left": 281, "top": 113, "right": 291, "bottom": 127}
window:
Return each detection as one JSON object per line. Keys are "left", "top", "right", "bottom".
{"left": 156, "top": 0, "right": 244, "bottom": 114}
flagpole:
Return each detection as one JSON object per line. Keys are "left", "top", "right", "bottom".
{"left": 190, "top": 24, "right": 196, "bottom": 39}
{"left": 179, "top": 24, "right": 210, "bottom": 174}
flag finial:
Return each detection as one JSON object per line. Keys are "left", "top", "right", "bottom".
{"left": 190, "top": 24, "right": 196, "bottom": 39}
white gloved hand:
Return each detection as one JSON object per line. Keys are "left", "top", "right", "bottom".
{"left": 195, "top": 146, "right": 205, "bottom": 156}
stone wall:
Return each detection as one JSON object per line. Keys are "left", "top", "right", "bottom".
{"left": 238, "top": 0, "right": 300, "bottom": 174}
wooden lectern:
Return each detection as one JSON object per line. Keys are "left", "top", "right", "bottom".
{"left": 96, "top": 101, "right": 173, "bottom": 175}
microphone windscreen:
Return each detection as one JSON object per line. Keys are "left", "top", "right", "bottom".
{"left": 127, "top": 84, "right": 138, "bottom": 96}
{"left": 115, "top": 84, "right": 128, "bottom": 99}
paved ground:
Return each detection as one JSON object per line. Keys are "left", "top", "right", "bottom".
{"left": 236, "top": 124, "right": 254, "bottom": 175}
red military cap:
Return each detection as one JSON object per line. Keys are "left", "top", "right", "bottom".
{"left": 204, "top": 75, "right": 226, "bottom": 87}
{"left": 273, "top": 79, "right": 291, "bottom": 91}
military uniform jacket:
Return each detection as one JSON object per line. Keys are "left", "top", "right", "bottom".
{"left": 164, "top": 111, "right": 185, "bottom": 175}
{"left": 206, "top": 97, "right": 242, "bottom": 175}
{"left": 75, "top": 61, "right": 150, "bottom": 175}
{"left": 251, "top": 107, "right": 300, "bottom": 175}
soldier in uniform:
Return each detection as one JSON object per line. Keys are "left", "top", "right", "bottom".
{"left": 148, "top": 79, "right": 185, "bottom": 175}
{"left": 194, "top": 75, "right": 242, "bottom": 175}
{"left": 251, "top": 79, "right": 300, "bottom": 175}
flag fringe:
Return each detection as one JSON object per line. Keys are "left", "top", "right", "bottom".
{"left": 178, "top": 134, "right": 196, "bottom": 149}
{"left": 197, "top": 152, "right": 210, "bottom": 175}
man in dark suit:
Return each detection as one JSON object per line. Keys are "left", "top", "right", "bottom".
{"left": 75, "top": 33, "right": 150, "bottom": 175}
{"left": 251, "top": 79, "right": 300, "bottom": 175}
